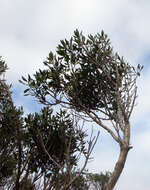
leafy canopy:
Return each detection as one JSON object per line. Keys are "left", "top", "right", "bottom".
{"left": 24, "top": 107, "right": 87, "bottom": 176}
{"left": 21, "top": 29, "right": 142, "bottom": 120}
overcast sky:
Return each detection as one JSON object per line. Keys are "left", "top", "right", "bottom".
{"left": 0, "top": 1, "right": 150, "bottom": 189}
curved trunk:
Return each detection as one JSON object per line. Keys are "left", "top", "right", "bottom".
{"left": 105, "top": 146, "right": 130, "bottom": 190}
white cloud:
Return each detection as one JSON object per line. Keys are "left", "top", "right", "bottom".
{"left": 1, "top": 0, "right": 150, "bottom": 80}
{"left": 0, "top": 1, "right": 150, "bottom": 189}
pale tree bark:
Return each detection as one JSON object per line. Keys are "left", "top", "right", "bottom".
{"left": 104, "top": 122, "right": 133, "bottom": 190}
{"left": 86, "top": 111, "right": 133, "bottom": 190}
{"left": 105, "top": 146, "right": 131, "bottom": 190}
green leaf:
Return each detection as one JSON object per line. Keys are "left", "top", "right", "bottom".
{"left": 22, "top": 76, "right": 27, "bottom": 82}
{"left": 24, "top": 88, "right": 30, "bottom": 93}
{"left": 48, "top": 51, "right": 54, "bottom": 61}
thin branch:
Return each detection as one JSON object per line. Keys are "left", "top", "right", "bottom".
{"left": 37, "top": 129, "right": 63, "bottom": 170}
{"left": 63, "top": 131, "right": 100, "bottom": 190}
{"left": 128, "top": 86, "right": 137, "bottom": 119}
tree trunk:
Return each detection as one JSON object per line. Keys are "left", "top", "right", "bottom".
{"left": 105, "top": 146, "right": 130, "bottom": 190}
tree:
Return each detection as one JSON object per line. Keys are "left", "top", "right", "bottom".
{"left": 0, "top": 57, "right": 99, "bottom": 190}
{"left": 0, "top": 58, "right": 21, "bottom": 188}
{"left": 21, "top": 29, "right": 142, "bottom": 189}
{"left": 24, "top": 107, "right": 99, "bottom": 190}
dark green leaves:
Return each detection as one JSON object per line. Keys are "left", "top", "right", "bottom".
{"left": 24, "top": 88, "right": 29, "bottom": 93}
{"left": 20, "top": 29, "right": 142, "bottom": 116}
{"left": 24, "top": 107, "right": 87, "bottom": 175}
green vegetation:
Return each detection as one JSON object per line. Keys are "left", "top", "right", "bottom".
{"left": 0, "top": 29, "right": 142, "bottom": 189}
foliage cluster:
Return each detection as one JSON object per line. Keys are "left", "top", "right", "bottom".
{"left": 0, "top": 29, "right": 142, "bottom": 190}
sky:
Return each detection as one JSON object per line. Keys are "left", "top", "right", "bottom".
{"left": 0, "top": 0, "right": 150, "bottom": 189}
